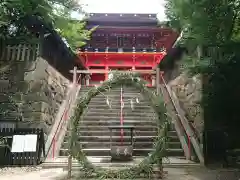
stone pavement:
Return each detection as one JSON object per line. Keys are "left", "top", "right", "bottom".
{"left": 0, "top": 168, "right": 66, "bottom": 180}
{"left": 164, "top": 167, "right": 240, "bottom": 180}
{"left": 0, "top": 166, "right": 239, "bottom": 180}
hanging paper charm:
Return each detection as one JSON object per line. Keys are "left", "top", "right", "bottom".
{"left": 130, "top": 99, "right": 134, "bottom": 110}
{"left": 106, "top": 97, "right": 111, "bottom": 109}
{"left": 136, "top": 97, "right": 140, "bottom": 104}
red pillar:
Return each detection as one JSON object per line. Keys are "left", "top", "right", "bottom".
{"left": 105, "top": 66, "right": 109, "bottom": 81}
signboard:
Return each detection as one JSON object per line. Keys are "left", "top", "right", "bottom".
{"left": 11, "top": 134, "right": 38, "bottom": 153}
{"left": 11, "top": 135, "right": 25, "bottom": 153}
{"left": 24, "top": 135, "right": 38, "bottom": 152}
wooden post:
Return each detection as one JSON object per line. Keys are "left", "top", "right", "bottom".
{"left": 105, "top": 66, "right": 109, "bottom": 81}
{"left": 73, "top": 66, "right": 77, "bottom": 84}
{"left": 86, "top": 74, "right": 90, "bottom": 86}
{"left": 67, "top": 155, "right": 72, "bottom": 179}
{"left": 156, "top": 67, "right": 160, "bottom": 95}
{"left": 151, "top": 75, "right": 156, "bottom": 87}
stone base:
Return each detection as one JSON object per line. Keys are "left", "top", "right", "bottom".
{"left": 110, "top": 145, "right": 133, "bottom": 161}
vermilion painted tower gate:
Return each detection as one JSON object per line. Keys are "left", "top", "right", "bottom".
{"left": 77, "top": 13, "right": 179, "bottom": 86}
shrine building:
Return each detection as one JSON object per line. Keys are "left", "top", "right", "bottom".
{"left": 77, "top": 13, "right": 179, "bottom": 86}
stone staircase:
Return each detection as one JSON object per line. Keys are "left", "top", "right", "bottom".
{"left": 57, "top": 86, "right": 185, "bottom": 179}
{"left": 59, "top": 86, "right": 184, "bottom": 158}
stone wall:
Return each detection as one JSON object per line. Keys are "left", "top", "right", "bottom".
{"left": 168, "top": 73, "right": 204, "bottom": 139}
{"left": 0, "top": 45, "right": 69, "bottom": 135}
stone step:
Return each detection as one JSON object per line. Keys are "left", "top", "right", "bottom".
{"left": 61, "top": 141, "right": 182, "bottom": 149}
{"left": 66, "top": 130, "right": 157, "bottom": 137}
{"left": 83, "top": 93, "right": 145, "bottom": 98}
{"left": 79, "top": 87, "right": 142, "bottom": 91}
{"left": 74, "top": 135, "right": 156, "bottom": 142}
{"left": 65, "top": 135, "right": 179, "bottom": 143}
{"left": 78, "top": 125, "right": 158, "bottom": 131}
{"left": 79, "top": 92, "right": 146, "bottom": 97}
{"left": 65, "top": 130, "right": 178, "bottom": 137}
{"left": 76, "top": 126, "right": 176, "bottom": 134}
{"left": 80, "top": 111, "right": 155, "bottom": 116}
{"left": 59, "top": 148, "right": 184, "bottom": 157}
{"left": 77, "top": 120, "right": 157, "bottom": 126}
{"left": 79, "top": 92, "right": 144, "bottom": 96}
{"left": 81, "top": 116, "right": 157, "bottom": 121}
{"left": 80, "top": 87, "right": 148, "bottom": 92}
{"left": 84, "top": 104, "right": 152, "bottom": 109}
{"left": 0, "top": 95, "right": 12, "bottom": 103}
{"left": 86, "top": 101, "right": 151, "bottom": 106}
{"left": 84, "top": 108, "right": 155, "bottom": 114}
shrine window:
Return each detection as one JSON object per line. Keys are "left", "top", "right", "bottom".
{"left": 135, "top": 37, "right": 152, "bottom": 49}
{"left": 117, "top": 36, "right": 123, "bottom": 47}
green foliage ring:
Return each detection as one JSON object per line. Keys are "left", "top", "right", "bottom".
{"left": 69, "top": 72, "right": 170, "bottom": 179}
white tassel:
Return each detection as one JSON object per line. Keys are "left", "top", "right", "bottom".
{"left": 106, "top": 97, "right": 111, "bottom": 109}
{"left": 121, "top": 101, "right": 124, "bottom": 109}
{"left": 136, "top": 98, "right": 139, "bottom": 103}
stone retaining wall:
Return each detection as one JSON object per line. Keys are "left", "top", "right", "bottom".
{"left": 168, "top": 73, "right": 204, "bottom": 139}
{"left": 0, "top": 55, "right": 69, "bottom": 135}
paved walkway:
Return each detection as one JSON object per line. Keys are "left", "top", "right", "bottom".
{"left": 165, "top": 167, "right": 240, "bottom": 180}
{"left": 0, "top": 168, "right": 66, "bottom": 180}
{"left": 0, "top": 166, "right": 239, "bottom": 180}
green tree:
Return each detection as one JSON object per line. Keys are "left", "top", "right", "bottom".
{"left": 165, "top": 0, "right": 240, "bottom": 44}
{"left": 0, "top": 0, "right": 91, "bottom": 49}
{"left": 165, "top": 0, "right": 240, "bottom": 72}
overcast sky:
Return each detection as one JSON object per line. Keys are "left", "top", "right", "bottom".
{"left": 72, "top": 0, "right": 167, "bottom": 21}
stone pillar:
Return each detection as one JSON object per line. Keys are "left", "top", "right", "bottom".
{"left": 151, "top": 75, "right": 156, "bottom": 87}
{"left": 86, "top": 74, "right": 90, "bottom": 86}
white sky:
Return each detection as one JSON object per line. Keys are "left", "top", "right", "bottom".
{"left": 74, "top": 0, "right": 167, "bottom": 21}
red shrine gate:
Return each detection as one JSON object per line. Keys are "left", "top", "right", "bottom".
{"left": 76, "top": 13, "right": 179, "bottom": 86}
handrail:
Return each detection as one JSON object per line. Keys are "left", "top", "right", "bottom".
{"left": 160, "top": 74, "right": 204, "bottom": 164}
{"left": 159, "top": 81, "right": 190, "bottom": 160}
{"left": 52, "top": 84, "right": 81, "bottom": 158}
{"left": 45, "top": 85, "right": 77, "bottom": 158}
{"left": 45, "top": 74, "right": 81, "bottom": 159}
